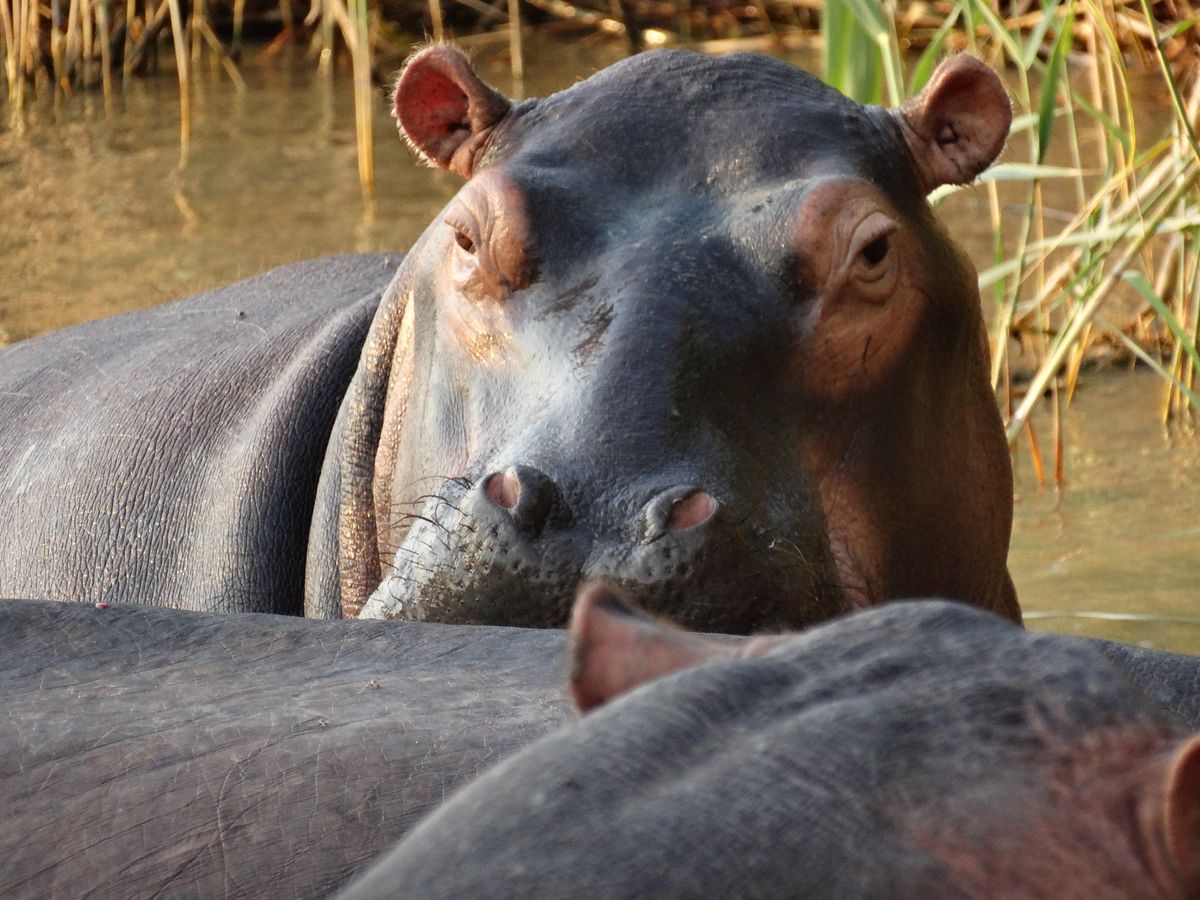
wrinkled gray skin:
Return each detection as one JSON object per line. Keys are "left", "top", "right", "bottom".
{"left": 0, "top": 254, "right": 391, "bottom": 614}
{"left": 340, "top": 600, "right": 1200, "bottom": 900}
{"left": 4, "top": 596, "right": 1200, "bottom": 898}
{"left": 0, "top": 598, "right": 568, "bottom": 899}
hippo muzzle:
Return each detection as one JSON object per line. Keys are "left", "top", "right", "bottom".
{"left": 337, "top": 47, "right": 1020, "bottom": 632}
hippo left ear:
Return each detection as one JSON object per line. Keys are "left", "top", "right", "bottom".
{"left": 568, "top": 584, "right": 741, "bottom": 713}
{"left": 568, "top": 584, "right": 791, "bottom": 712}
{"left": 896, "top": 55, "right": 1011, "bottom": 193}
{"left": 394, "top": 46, "right": 512, "bottom": 178}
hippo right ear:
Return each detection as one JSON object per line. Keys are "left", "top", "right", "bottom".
{"left": 394, "top": 46, "right": 512, "bottom": 178}
{"left": 896, "top": 55, "right": 1011, "bottom": 193}
{"left": 1162, "top": 734, "right": 1200, "bottom": 891}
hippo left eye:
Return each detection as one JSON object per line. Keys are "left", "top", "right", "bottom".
{"left": 445, "top": 209, "right": 482, "bottom": 259}
{"left": 454, "top": 230, "right": 477, "bottom": 254}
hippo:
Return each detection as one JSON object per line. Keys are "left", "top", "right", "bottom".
{"left": 4, "top": 593, "right": 1199, "bottom": 898}
{"left": 0, "top": 47, "right": 1018, "bottom": 630}
{"left": 338, "top": 588, "right": 1200, "bottom": 900}
{"left": 0, "top": 597, "right": 569, "bottom": 898}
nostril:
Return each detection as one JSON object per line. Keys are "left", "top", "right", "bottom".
{"left": 641, "top": 486, "right": 719, "bottom": 543}
{"left": 485, "top": 470, "right": 521, "bottom": 509}
{"left": 666, "top": 490, "right": 717, "bottom": 531}
{"left": 479, "top": 466, "right": 566, "bottom": 536}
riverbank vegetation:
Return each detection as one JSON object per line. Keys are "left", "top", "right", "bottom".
{"left": 1, "top": 1, "right": 1198, "bottom": 478}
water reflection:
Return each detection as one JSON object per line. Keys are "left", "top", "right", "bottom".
{"left": 1, "top": 41, "right": 1197, "bottom": 650}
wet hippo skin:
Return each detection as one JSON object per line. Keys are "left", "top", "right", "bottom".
{"left": 0, "top": 598, "right": 568, "bottom": 898}
{"left": 0, "top": 47, "right": 1019, "bottom": 631}
{"left": 4, "top": 594, "right": 1199, "bottom": 899}
{"left": 339, "top": 590, "right": 1200, "bottom": 900}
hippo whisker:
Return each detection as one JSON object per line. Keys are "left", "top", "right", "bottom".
{"left": 767, "top": 538, "right": 809, "bottom": 563}
{"left": 394, "top": 512, "right": 455, "bottom": 534}
{"left": 410, "top": 494, "right": 468, "bottom": 517}
{"left": 397, "top": 521, "right": 459, "bottom": 556}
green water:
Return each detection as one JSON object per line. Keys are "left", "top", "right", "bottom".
{"left": 1, "top": 40, "right": 1197, "bottom": 648}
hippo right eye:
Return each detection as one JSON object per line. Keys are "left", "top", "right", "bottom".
{"left": 859, "top": 234, "right": 889, "bottom": 267}
{"left": 848, "top": 212, "right": 899, "bottom": 296}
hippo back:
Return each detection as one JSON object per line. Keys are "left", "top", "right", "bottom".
{"left": 0, "top": 254, "right": 396, "bottom": 614}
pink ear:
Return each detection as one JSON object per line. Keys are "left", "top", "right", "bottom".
{"left": 897, "top": 55, "right": 1011, "bottom": 192}
{"left": 1163, "top": 734, "right": 1200, "bottom": 890}
{"left": 393, "top": 46, "right": 511, "bottom": 178}
{"left": 568, "top": 584, "right": 740, "bottom": 713}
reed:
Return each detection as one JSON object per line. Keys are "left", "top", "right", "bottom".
{"left": 0, "top": 0, "right": 245, "bottom": 121}
{"left": 827, "top": 1, "right": 1200, "bottom": 485}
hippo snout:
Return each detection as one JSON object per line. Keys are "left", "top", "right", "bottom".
{"left": 361, "top": 468, "right": 832, "bottom": 632}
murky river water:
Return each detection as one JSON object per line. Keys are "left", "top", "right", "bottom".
{"left": 1, "top": 39, "right": 1197, "bottom": 649}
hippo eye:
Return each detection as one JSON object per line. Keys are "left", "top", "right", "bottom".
{"left": 454, "top": 229, "right": 476, "bottom": 255}
{"left": 849, "top": 213, "right": 898, "bottom": 288}
{"left": 859, "top": 234, "right": 889, "bottom": 267}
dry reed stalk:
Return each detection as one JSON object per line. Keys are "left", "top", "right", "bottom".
{"left": 508, "top": 0, "right": 523, "bottom": 80}
{"left": 318, "top": 0, "right": 374, "bottom": 205}
{"left": 196, "top": 16, "right": 245, "bottom": 90}
{"left": 1186, "top": 242, "right": 1200, "bottom": 416}
{"left": 317, "top": 0, "right": 334, "bottom": 73}
{"left": 165, "top": 0, "right": 190, "bottom": 149}
{"left": 233, "top": 0, "right": 246, "bottom": 57}
{"left": 0, "top": 0, "right": 17, "bottom": 105}
{"left": 190, "top": 0, "right": 202, "bottom": 65}
{"left": 96, "top": 0, "right": 111, "bottom": 97}
{"left": 81, "top": 0, "right": 94, "bottom": 87}
{"left": 351, "top": 0, "right": 374, "bottom": 204}
{"left": 49, "top": 0, "right": 65, "bottom": 89}
{"left": 13, "top": 0, "right": 27, "bottom": 112}
{"left": 429, "top": 0, "right": 445, "bottom": 42}
{"left": 64, "top": 0, "right": 79, "bottom": 79}
{"left": 121, "top": 0, "right": 132, "bottom": 84}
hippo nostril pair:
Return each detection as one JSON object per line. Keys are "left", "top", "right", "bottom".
{"left": 482, "top": 466, "right": 561, "bottom": 536}
{"left": 642, "top": 487, "right": 719, "bottom": 544}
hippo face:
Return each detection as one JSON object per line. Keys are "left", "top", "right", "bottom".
{"left": 339, "top": 49, "right": 1017, "bottom": 631}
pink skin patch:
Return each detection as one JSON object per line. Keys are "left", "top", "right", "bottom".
{"left": 94, "top": 602, "right": 109, "bottom": 610}
{"left": 405, "top": 78, "right": 470, "bottom": 148}
{"left": 666, "top": 491, "right": 716, "bottom": 531}
{"left": 485, "top": 470, "right": 521, "bottom": 509}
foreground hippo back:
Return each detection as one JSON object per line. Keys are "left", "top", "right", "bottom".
{"left": 0, "top": 598, "right": 568, "bottom": 897}
{"left": 341, "top": 594, "right": 1200, "bottom": 899}
{"left": 334, "top": 49, "right": 1019, "bottom": 629}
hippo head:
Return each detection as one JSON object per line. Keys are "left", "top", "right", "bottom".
{"left": 336, "top": 48, "right": 1018, "bottom": 631}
